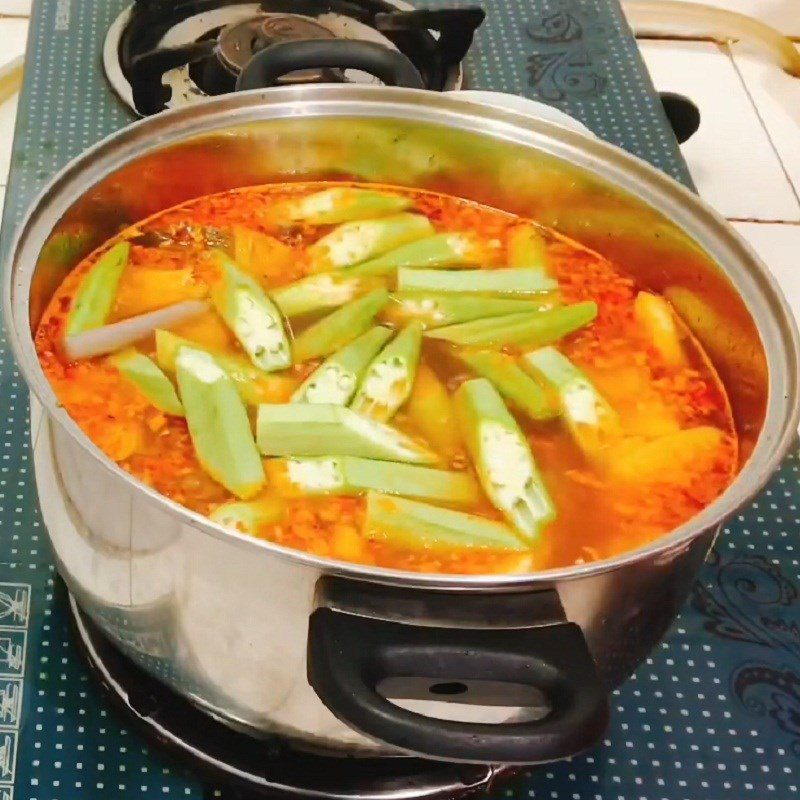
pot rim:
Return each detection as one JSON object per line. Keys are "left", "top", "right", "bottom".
{"left": 6, "top": 84, "right": 799, "bottom": 590}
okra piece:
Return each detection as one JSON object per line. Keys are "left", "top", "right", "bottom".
{"left": 365, "top": 492, "right": 526, "bottom": 552}
{"left": 110, "top": 348, "right": 184, "bottom": 416}
{"left": 256, "top": 404, "right": 436, "bottom": 464}
{"left": 274, "top": 188, "right": 411, "bottom": 225}
{"left": 211, "top": 252, "right": 291, "bottom": 372}
{"left": 406, "top": 364, "right": 463, "bottom": 460}
{"left": 308, "top": 213, "right": 434, "bottom": 271}
{"left": 292, "top": 288, "right": 389, "bottom": 362}
{"left": 397, "top": 267, "right": 557, "bottom": 295}
{"left": 633, "top": 291, "right": 686, "bottom": 367}
{"left": 67, "top": 241, "right": 130, "bottom": 336}
{"left": 155, "top": 330, "right": 296, "bottom": 406}
{"left": 176, "top": 347, "right": 265, "bottom": 499}
{"left": 346, "top": 233, "right": 497, "bottom": 277}
{"left": 271, "top": 273, "right": 383, "bottom": 319}
{"left": 458, "top": 349, "right": 558, "bottom": 421}
{"left": 523, "top": 346, "right": 619, "bottom": 456}
{"left": 425, "top": 301, "right": 597, "bottom": 347}
{"left": 210, "top": 497, "right": 286, "bottom": 535}
{"left": 454, "top": 378, "right": 555, "bottom": 541}
{"left": 350, "top": 321, "right": 422, "bottom": 421}
{"left": 507, "top": 224, "right": 549, "bottom": 271}
{"left": 292, "top": 326, "right": 393, "bottom": 405}
{"left": 266, "top": 456, "right": 479, "bottom": 505}
{"left": 384, "top": 292, "right": 555, "bottom": 329}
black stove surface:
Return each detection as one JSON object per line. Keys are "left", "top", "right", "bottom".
{"left": 112, "top": 0, "right": 485, "bottom": 114}
{"left": 69, "top": 593, "right": 516, "bottom": 799}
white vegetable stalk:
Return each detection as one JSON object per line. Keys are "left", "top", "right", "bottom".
{"left": 63, "top": 300, "right": 209, "bottom": 360}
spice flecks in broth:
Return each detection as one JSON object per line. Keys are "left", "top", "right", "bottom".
{"left": 35, "top": 183, "right": 738, "bottom": 574}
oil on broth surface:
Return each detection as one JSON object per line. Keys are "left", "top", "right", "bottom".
{"left": 35, "top": 183, "right": 737, "bottom": 574}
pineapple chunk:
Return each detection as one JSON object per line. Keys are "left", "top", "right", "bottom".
{"left": 232, "top": 226, "right": 296, "bottom": 284}
{"left": 605, "top": 426, "right": 725, "bottom": 485}
{"left": 114, "top": 267, "right": 207, "bottom": 319}
{"left": 634, "top": 291, "right": 686, "bottom": 367}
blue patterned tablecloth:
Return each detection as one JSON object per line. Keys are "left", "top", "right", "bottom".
{"left": 0, "top": 1, "right": 796, "bottom": 798}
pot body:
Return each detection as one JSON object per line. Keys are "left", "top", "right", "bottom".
{"left": 33, "top": 413, "right": 716, "bottom": 754}
{"left": 10, "top": 87, "right": 800, "bottom": 761}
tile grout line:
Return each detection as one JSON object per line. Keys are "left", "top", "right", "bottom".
{"left": 637, "top": 34, "right": 800, "bottom": 44}
{"left": 726, "top": 41, "right": 800, "bottom": 211}
{"left": 726, "top": 217, "right": 800, "bottom": 225}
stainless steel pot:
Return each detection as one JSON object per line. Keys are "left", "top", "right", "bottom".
{"left": 5, "top": 85, "right": 799, "bottom": 765}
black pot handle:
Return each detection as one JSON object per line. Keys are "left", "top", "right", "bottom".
{"left": 308, "top": 606, "right": 609, "bottom": 764}
{"left": 235, "top": 40, "right": 425, "bottom": 91}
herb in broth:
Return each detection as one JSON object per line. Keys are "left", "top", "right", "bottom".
{"left": 35, "top": 183, "right": 738, "bottom": 574}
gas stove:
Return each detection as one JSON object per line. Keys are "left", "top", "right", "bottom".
{"left": 104, "top": 0, "right": 485, "bottom": 115}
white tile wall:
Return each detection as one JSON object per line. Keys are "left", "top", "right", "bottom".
{"left": 0, "top": 16, "right": 26, "bottom": 196}
{"left": 638, "top": 39, "right": 800, "bottom": 221}
{"left": 732, "top": 45, "right": 800, "bottom": 202}
{"left": 641, "top": 0, "right": 800, "bottom": 37}
{"left": 0, "top": 93, "right": 19, "bottom": 188}
{"left": 733, "top": 221, "right": 800, "bottom": 326}
{"left": 0, "top": 1, "right": 32, "bottom": 16}
{"left": 0, "top": 14, "right": 28, "bottom": 51}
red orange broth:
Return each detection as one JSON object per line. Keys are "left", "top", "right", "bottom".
{"left": 35, "top": 183, "right": 738, "bottom": 574}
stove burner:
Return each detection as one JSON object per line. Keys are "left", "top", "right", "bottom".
{"left": 104, "top": 1, "right": 485, "bottom": 116}
{"left": 68, "top": 593, "right": 516, "bottom": 798}
{"left": 217, "top": 15, "right": 340, "bottom": 83}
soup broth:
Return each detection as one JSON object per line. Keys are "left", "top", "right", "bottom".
{"left": 35, "top": 183, "right": 738, "bottom": 574}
